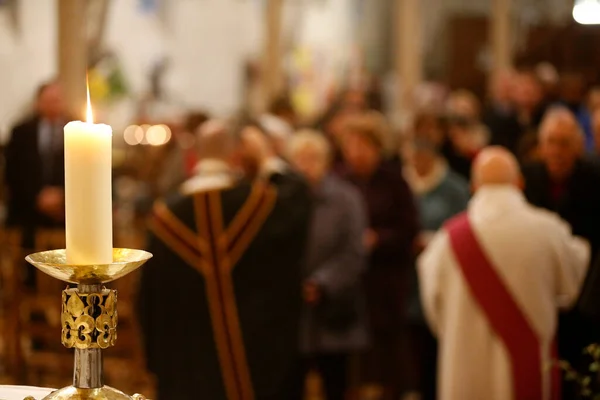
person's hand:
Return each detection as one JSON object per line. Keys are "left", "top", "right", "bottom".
{"left": 363, "top": 229, "right": 379, "bottom": 251}
{"left": 303, "top": 280, "right": 322, "bottom": 306}
{"left": 37, "top": 187, "right": 64, "bottom": 221}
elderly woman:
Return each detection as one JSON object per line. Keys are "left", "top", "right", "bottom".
{"left": 288, "top": 130, "right": 369, "bottom": 400}
{"left": 339, "top": 112, "right": 420, "bottom": 400}
{"left": 404, "top": 129, "right": 471, "bottom": 241}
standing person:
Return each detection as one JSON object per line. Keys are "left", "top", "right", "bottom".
{"left": 511, "top": 70, "right": 550, "bottom": 159}
{"left": 288, "top": 130, "right": 369, "bottom": 400}
{"left": 483, "top": 69, "right": 523, "bottom": 155}
{"left": 5, "top": 81, "right": 67, "bottom": 233}
{"left": 404, "top": 137, "right": 470, "bottom": 239}
{"left": 443, "top": 90, "right": 489, "bottom": 180}
{"left": 315, "top": 103, "right": 355, "bottom": 172}
{"left": 522, "top": 108, "right": 600, "bottom": 393}
{"left": 558, "top": 73, "right": 594, "bottom": 152}
{"left": 446, "top": 89, "right": 482, "bottom": 122}
{"left": 441, "top": 117, "right": 484, "bottom": 181}
{"left": 513, "top": 70, "right": 548, "bottom": 132}
{"left": 418, "top": 147, "right": 590, "bottom": 400}
{"left": 4, "top": 81, "right": 67, "bottom": 283}
{"left": 536, "top": 62, "right": 561, "bottom": 105}
{"left": 523, "top": 107, "right": 600, "bottom": 256}
{"left": 403, "top": 132, "right": 470, "bottom": 400}
{"left": 181, "top": 111, "right": 210, "bottom": 175}
{"left": 339, "top": 113, "right": 420, "bottom": 400}
{"left": 139, "top": 121, "right": 312, "bottom": 400}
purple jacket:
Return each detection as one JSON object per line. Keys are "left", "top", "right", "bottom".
{"left": 300, "top": 174, "right": 369, "bottom": 353}
{"left": 341, "top": 164, "right": 420, "bottom": 270}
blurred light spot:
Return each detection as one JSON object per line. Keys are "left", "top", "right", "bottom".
{"left": 160, "top": 124, "right": 172, "bottom": 143}
{"left": 140, "top": 124, "right": 151, "bottom": 144}
{"left": 146, "top": 125, "right": 169, "bottom": 146}
{"left": 573, "top": 0, "right": 600, "bottom": 24}
{"left": 123, "top": 125, "right": 144, "bottom": 145}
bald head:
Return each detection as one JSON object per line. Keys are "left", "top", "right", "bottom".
{"left": 196, "top": 119, "right": 235, "bottom": 161}
{"left": 539, "top": 107, "right": 583, "bottom": 147}
{"left": 539, "top": 107, "right": 583, "bottom": 181}
{"left": 471, "top": 146, "right": 522, "bottom": 190}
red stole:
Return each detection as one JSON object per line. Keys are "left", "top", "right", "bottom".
{"left": 446, "top": 213, "right": 559, "bottom": 400}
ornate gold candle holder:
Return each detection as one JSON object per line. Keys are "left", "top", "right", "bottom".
{"left": 23, "top": 248, "right": 153, "bottom": 400}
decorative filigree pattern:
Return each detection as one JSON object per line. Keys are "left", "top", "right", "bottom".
{"left": 61, "top": 288, "right": 118, "bottom": 349}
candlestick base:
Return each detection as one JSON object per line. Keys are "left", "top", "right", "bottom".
{"left": 27, "top": 385, "right": 147, "bottom": 400}
{"left": 23, "top": 249, "right": 153, "bottom": 400}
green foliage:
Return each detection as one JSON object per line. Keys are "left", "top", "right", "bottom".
{"left": 557, "top": 344, "right": 600, "bottom": 398}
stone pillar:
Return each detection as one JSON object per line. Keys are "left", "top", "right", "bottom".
{"left": 395, "top": 0, "right": 423, "bottom": 118}
{"left": 262, "top": 0, "right": 284, "bottom": 109}
{"left": 359, "top": 0, "right": 392, "bottom": 75}
{"left": 490, "top": 0, "right": 512, "bottom": 73}
{"left": 58, "top": 0, "right": 87, "bottom": 119}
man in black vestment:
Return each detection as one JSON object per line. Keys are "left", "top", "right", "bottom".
{"left": 522, "top": 107, "right": 600, "bottom": 398}
{"left": 139, "top": 121, "right": 312, "bottom": 400}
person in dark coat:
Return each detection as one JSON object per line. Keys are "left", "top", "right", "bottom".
{"left": 139, "top": 121, "right": 312, "bottom": 400}
{"left": 523, "top": 108, "right": 600, "bottom": 256}
{"left": 512, "top": 70, "right": 552, "bottom": 160}
{"left": 4, "top": 81, "right": 67, "bottom": 285}
{"left": 483, "top": 69, "right": 523, "bottom": 155}
{"left": 314, "top": 102, "right": 355, "bottom": 173}
{"left": 339, "top": 113, "right": 420, "bottom": 400}
{"left": 5, "top": 81, "right": 67, "bottom": 234}
{"left": 558, "top": 73, "right": 595, "bottom": 152}
{"left": 288, "top": 130, "right": 368, "bottom": 400}
{"left": 522, "top": 107, "right": 600, "bottom": 399}
{"left": 441, "top": 116, "right": 486, "bottom": 181}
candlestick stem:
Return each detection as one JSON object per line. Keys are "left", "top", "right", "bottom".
{"left": 73, "top": 348, "right": 103, "bottom": 388}
{"left": 73, "top": 283, "right": 104, "bottom": 389}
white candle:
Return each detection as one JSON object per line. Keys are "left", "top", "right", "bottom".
{"left": 64, "top": 86, "right": 113, "bottom": 264}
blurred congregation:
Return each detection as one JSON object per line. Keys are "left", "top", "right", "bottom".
{"left": 3, "top": 0, "right": 600, "bottom": 400}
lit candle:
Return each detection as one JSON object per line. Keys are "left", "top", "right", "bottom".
{"left": 64, "top": 83, "right": 113, "bottom": 264}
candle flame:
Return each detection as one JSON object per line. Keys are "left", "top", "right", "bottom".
{"left": 86, "top": 75, "right": 93, "bottom": 124}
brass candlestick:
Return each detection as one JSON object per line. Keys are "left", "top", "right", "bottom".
{"left": 23, "top": 248, "right": 153, "bottom": 400}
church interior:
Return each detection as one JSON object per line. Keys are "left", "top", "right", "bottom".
{"left": 1, "top": 0, "right": 600, "bottom": 399}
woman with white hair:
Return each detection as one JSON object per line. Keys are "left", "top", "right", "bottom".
{"left": 288, "top": 130, "right": 369, "bottom": 400}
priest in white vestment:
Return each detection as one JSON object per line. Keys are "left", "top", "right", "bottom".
{"left": 418, "top": 147, "right": 590, "bottom": 400}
